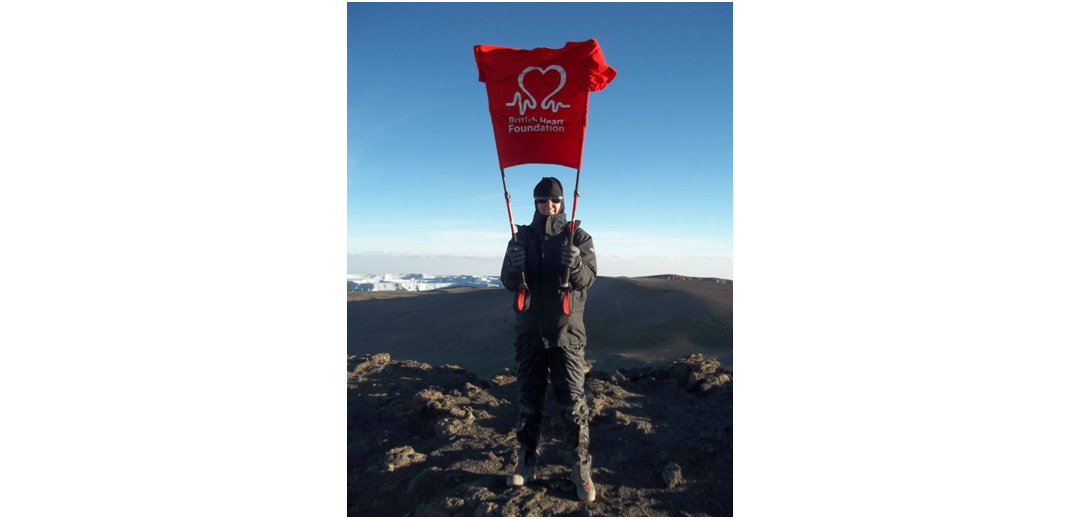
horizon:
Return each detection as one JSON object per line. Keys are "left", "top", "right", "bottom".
{"left": 345, "top": 270, "right": 733, "bottom": 281}
{"left": 347, "top": 250, "right": 732, "bottom": 279}
{"left": 348, "top": 3, "right": 732, "bottom": 279}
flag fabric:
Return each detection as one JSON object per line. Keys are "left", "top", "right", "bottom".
{"left": 475, "top": 39, "right": 617, "bottom": 170}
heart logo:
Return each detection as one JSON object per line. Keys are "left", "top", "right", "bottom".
{"left": 506, "top": 65, "right": 572, "bottom": 115}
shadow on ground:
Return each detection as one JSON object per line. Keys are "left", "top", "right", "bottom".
{"left": 348, "top": 352, "right": 732, "bottom": 517}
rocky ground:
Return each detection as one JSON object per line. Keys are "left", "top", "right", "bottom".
{"left": 348, "top": 353, "right": 732, "bottom": 516}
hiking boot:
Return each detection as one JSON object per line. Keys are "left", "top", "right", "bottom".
{"left": 570, "top": 460, "right": 596, "bottom": 502}
{"left": 506, "top": 449, "right": 537, "bottom": 487}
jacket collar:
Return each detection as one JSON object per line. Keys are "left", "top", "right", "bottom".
{"left": 530, "top": 210, "right": 567, "bottom": 237}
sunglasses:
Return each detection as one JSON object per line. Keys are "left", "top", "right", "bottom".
{"left": 534, "top": 197, "right": 563, "bottom": 204}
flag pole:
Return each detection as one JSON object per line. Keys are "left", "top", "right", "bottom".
{"left": 560, "top": 168, "right": 581, "bottom": 314}
{"left": 500, "top": 168, "right": 517, "bottom": 242}
{"left": 501, "top": 168, "right": 529, "bottom": 310}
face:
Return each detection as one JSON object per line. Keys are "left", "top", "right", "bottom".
{"left": 536, "top": 197, "right": 562, "bottom": 215}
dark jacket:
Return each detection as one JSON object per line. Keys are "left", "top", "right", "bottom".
{"left": 501, "top": 210, "right": 597, "bottom": 349}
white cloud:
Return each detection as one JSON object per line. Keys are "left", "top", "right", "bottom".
{"left": 347, "top": 251, "right": 733, "bottom": 279}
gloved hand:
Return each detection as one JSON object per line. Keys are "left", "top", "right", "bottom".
{"left": 560, "top": 245, "right": 580, "bottom": 269}
{"left": 506, "top": 244, "right": 526, "bottom": 272}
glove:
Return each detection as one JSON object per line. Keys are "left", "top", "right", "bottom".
{"left": 506, "top": 244, "right": 526, "bottom": 272}
{"left": 560, "top": 245, "right": 580, "bottom": 269}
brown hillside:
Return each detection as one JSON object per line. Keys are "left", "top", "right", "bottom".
{"left": 347, "top": 276, "right": 732, "bottom": 378}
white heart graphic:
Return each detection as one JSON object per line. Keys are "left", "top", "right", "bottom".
{"left": 507, "top": 65, "right": 572, "bottom": 115}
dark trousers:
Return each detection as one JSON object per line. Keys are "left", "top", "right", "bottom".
{"left": 514, "top": 342, "right": 591, "bottom": 467}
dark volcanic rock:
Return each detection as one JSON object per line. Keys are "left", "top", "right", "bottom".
{"left": 348, "top": 353, "right": 733, "bottom": 517}
{"left": 663, "top": 462, "right": 684, "bottom": 489}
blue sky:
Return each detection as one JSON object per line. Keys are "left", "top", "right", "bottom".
{"left": 348, "top": 2, "right": 732, "bottom": 278}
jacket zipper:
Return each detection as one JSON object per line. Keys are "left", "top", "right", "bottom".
{"left": 539, "top": 231, "right": 546, "bottom": 348}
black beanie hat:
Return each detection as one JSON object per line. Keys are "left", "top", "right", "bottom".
{"left": 533, "top": 177, "right": 564, "bottom": 199}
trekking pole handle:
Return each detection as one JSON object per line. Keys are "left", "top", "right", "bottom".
{"left": 561, "top": 175, "right": 582, "bottom": 290}
{"left": 561, "top": 220, "right": 576, "bottom": 289}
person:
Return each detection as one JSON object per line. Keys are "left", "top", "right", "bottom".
{"left": 500, "top": 177, "right": 597, "bottom": 502}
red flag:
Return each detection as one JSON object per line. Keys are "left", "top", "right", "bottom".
{"left": 475, "top": 39, "right": 617, "bottom": 170}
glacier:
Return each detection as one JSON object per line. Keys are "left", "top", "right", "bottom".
{"left": 347, "top": 273, "right": 502, "bottom": 292}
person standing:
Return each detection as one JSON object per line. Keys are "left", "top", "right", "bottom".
{"left": 501, "top": 177, "right": 597, "bottom": 502}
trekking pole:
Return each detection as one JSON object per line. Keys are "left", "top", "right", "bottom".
{"left": 501, "top": 168, "right": 529, "bottom": 311}
{"left": 560, "top": 168, "right": 582, "bottom": 315}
